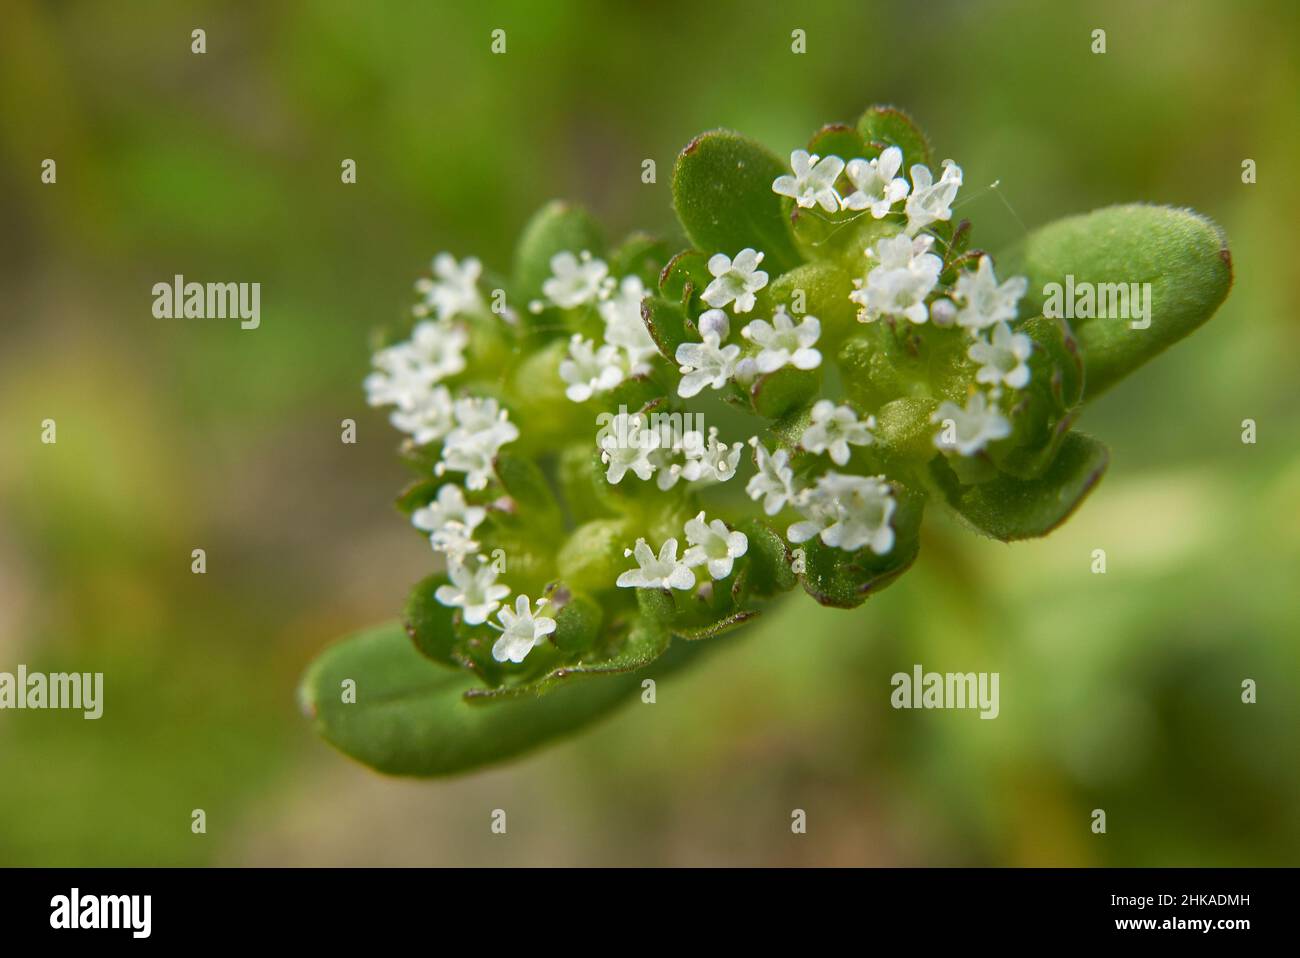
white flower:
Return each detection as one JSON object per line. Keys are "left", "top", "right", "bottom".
{"left": 904, "top": 159, "right": 963, "bottom": 236}
{"left": 435, "top": 557, "right": 511, "bottom": 626}
{"left": 850, "top": 233, "right": 942, "bottom": 325}
{"left": 415, "top": 254, "right": 483, "bottom": 321}
{"left": 429, "top": 523, "right": 479, "bottom": 560}
{"left": 675, "top": 333, "right": 741, "bottom": 398}
{"left": 968, "top": 321, "right": 1033, "bottom": 389}
{"left": 437, "top": 397, "right": 519, "bottom": 489}
{"left": 701, "top": 248, "right": 768, "bottom": 313}
{"left": 772, "top": 150, "right": 845, "bottom": 213}
{"left": 542, "top": 250, "right": 609, "bottom": 308}
{"left": 952, "top": 255, "right": 1028, "bottom": 332}
{"left": 616, "top": 537, "right": 696, "bottom": 590}
{"left": 364, "top": 321, "right": 467, "bottom": 410}
{"left": 800, "top": 400, "right": 875, "bottom": 466}
{"left": 490, "top": 594, "right": 556, "bottom": 664}
{"left": 413, "top": 484, "right": 486, "bottom": 558}
{"left": 598, "top": 411, "right": 660, "bottom": 484}
{"left": 680, "top": 428, "right": 743, "bottom": 484}
{"left": 741, "top": 308, "right": 822, "bottom": 373}
{"left": 930, "top": 297, "right": 958, "bottom": 328}
{"left": 697, "top": 308, "right": 730, "bottom": 340}
{"left": 932, "top": 391, "right": 1013, "bottom": 456}
{"left": 841, "top": 146, "right": 910, "bottom": 217}
{"left": 746, "top": 438, "right": 797, "bottom": 515}
{"left": 413, "top": 483, "right": 487, "bottom": 544}
{"left": 683, "top": 512, "right": 749, "bottom": 580}
{"left": 388, "top": 385, "right": 455, "bottom": 445}
{"left": 788, "top": 473, "right": 896, "bottom": 555}
{"left": 598, "top": 275, "right": 658, "bottom": 371}
{"left": 559, "top": 334, "right": 625, "bottom": 402}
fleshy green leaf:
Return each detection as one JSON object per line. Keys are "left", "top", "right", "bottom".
{"left": 609, "top": 232, "right": 671, "bottom": 286}
{"left": 300, "top": 621, "right": 706, "bottom": 777}
{"left": 931, "top": 431, "right": 1109, "bottom": 541}
{"left": 751, "top": 365, "right": 820, "bottom": 419}
{"left": 641, "top": 295, "right": 694, "bottom": 362}
{"left": 658, "top": 249, "right": 712, "bottom": 312}
{"left": 512, "top": 200, "right": 605, "bottom": 301}
{"left": 796, "top": 479, "right": 925, "bottom": 608}
{"left": 1002, "top": 204, "right": 1232, "bottom": 398}
{"left": 672, "top": 130, "right": 802, "bottom": 274}
{"left": 404, "top": 574, "right": 459, "bottom": 668}
{"left": 856, "top": 105, "right": 933, "bottom": 171}
{"left": 734, "top": 517, "right": 798, "bottom": 598}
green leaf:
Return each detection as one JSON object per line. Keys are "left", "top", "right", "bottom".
{"left": 856, "top": 105, "right": 933, "bottom": 171}
{"left": 672, "top": 130, "right": 802, "bottom": 274}
{"left": 751, "top": 365, "right": 820, "bottom": 419}
{"left": 641, "top": 295, "right": 693, "bottom": 362}
{"left": 658, "top": 249, "right": 712, "bottom": 312}
{"left": 300, "top": 621, "right": 706, "bottom": 777}
{"left": 493, "top": 451, "right": 561, "bottom": 528}
{"left": 394, "top": 478, "right": 440, "bottom": 516}
{"left": 548, "top": 588, "right": 603, "bottom": 655}
{"left": 931, "top": 431, "right": 1109, "bottom": 541}
{"left": 466, "top": 588, "right": 672, "bottom": 702}
{"left": 762, "top": 263, "right": 859, "bottom": 349}
{"left": 1001, "top": 204, "right": 1232, "bottom": 398}
{"left": 797, "top": 479, "right": 925, "bottom": 608}
{"left": 403, "top": 574, "right": 459, "bottom": 668}
{"left": 512, "top": 200, "right": 605, "bottom": 301}
{"left": 672, "top": 609, "right": 759, "bottom": 641}
{"left": 807, "top": 123, "right": 866, "bottom": 161}
{"left": 734, "top": 517, "right": 798, "bottom": 598}
{"left": 609, "top": 232, "right": 671, "bottom": 286}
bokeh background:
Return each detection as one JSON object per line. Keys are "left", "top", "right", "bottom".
{"left": 1, "top": 0, "right": 1297, "bottom": 866}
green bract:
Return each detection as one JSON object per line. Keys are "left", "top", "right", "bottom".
{"left": 301, "top": 105, "right": 1232, "bottom": 777}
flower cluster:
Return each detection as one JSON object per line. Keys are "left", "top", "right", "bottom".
{"left": 358, "top": 106, "right": 1163, "bottom": 690}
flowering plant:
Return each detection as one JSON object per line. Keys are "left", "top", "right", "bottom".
{"left": 301, "top": 106, "right": 1232, "bottom": 776}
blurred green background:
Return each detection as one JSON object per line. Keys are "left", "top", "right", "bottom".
{"left": 1, "top": 0, "right": 1297, "bottom": 866}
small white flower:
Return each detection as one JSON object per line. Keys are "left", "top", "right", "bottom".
{"left": 968, "top": 321, "right": 1033, "bottom": 389}
{"left": 800, "top": 400, "right": 875, "bottom": 466}
{"left": 415, "top": 254, "right": 484, "bottom": 321}
{"left": 930, "top": 297, "right": 958, "bottom": 327}
{"left": 772, "top": 150, "right": 845, "bottom": 213}
{"left": 435, "top": 557, "right": 511, "bottom": 626}
{"left": 952, "top": 255, "right": 1028, "bottom": 332}
{"left": 413, "top": 483, "right": 487, "bottom": 541}
{"left": 675, "top": 333, "right": 741, "bottom": 398}
{"left": 388, "top": 385, "right": 455, "bottom": 445}
{"left": 932, "top": 391, "right": 1013, "bottom": 456}
{"left": 841, "top": 146, "right": 910, "bottom": 217}
{"left": 701, "top": 248, "right": 769, "bottom": 313}
{"left": 599, "top": 411, "right": 661, "bottom": 484}
{"left": 788, "top": 473, "right": 896, "bottom": 555}
{"left": 616, "top": 537, "right": 696, "bottom": 590}
{"left": 697, "top": 308, "right": 731, "bottom": 341}
{"left": 598, "top": 275, "right": 659, "bottom": 371}
{"left": 850, "top": 233, "right": 942, "bottom": 325}
{"left": 429, "top": 522, "right": 479, "bottom": 560}
{"left": 745, "top": 438, "right": 797, "bottom": 515}
{"left": 904, "top": 159, "right": 963, "bottom": 236}
{"left": 438, "top": 398, "right": 519, "bottom": 489}
{"left": 364, "top": 321, "right": 467, "bottom": 411}
{"left": 490, "top": 594, "right": 556, "bottom": 664}
{"left": 559, "top": 334, "right": 625, "bottom": 402}
{"left": 680, "top": 428, "right": 743, "bottom": 484}
{"left": 683, "top": 512, "right": 749, "bottom": 580}
{"left": 741, "top": 308, "right": 822, "bottom": 373}
{"left": 542, "top": 250, "right": 609, "bottom": 308}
